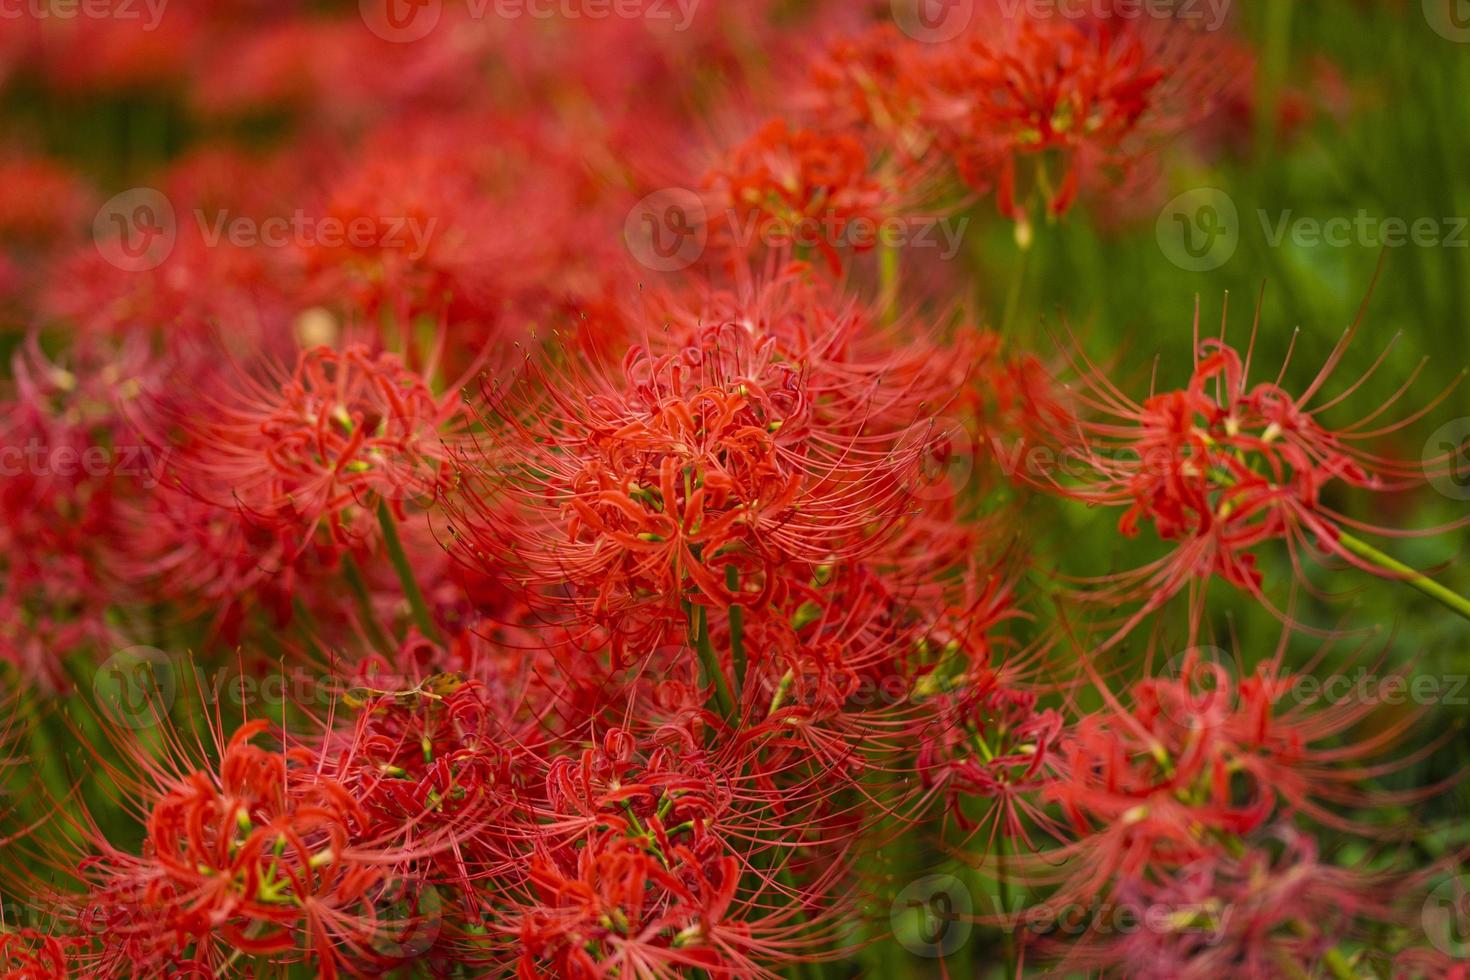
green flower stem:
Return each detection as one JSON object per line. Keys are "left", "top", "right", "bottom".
{"left": 1336, "top": 530, "right": 1470, "bottom": 623}
{"left": 879, "top": 244, "right": 900, "bottom": 324}
{"left": 1256, "top": 0, "right": 1296, "bottom": 150}
{"left": 692, "top": 603, "right": 736, "bottom": 721}
{"left": 1000, "top": 219, "right": 1033, "bottom": 335}
{"left": 376, "top": 500, "right": 442, "bottom": 642}
{"left": 340, "top": 551, "right": 396, "bottom": 654}
{"left": 725, "top": 565, "right": 747, "bottom": 699}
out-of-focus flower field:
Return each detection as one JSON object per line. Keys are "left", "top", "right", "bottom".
{"left": 1, "top": 1, "right": 1469, "bottom": 976}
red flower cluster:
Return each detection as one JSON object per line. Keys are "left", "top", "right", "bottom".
{"left": 806, "top": 9, "right": 1241, "bottom": 222}
{"left": 0, "top": 3, "right": 1462, "bottom": 979}
{"left": 1039, "top": 295, "right": 1468, "bottom": 646}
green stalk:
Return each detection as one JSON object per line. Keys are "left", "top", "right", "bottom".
{"left": 692, "top": 604, "right": 736, "bottom": 721}
{"left": 725, "top": 565, "right": 747, "bottom": 699}
{"left": 1256, "top": 0, "right": 1296, "bottom": 150}
{"left": 376, "top": 500, "right": 442, "bottom": 642}
{"left": 1336, "top": 530, "right": 1470, "bottom": 623}
{"left": 878, "top": 244, "right": 900, "bottom": 325}
{"left": 340, "top": 550, "right": 396, "bottom": 654}
{"left": 1000, "top": 221, "right": 1033, "bottom": 335}
{"left": 997, "top": 835, "right": 1017, "bottom": 976}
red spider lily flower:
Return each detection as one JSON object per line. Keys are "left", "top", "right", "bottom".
{"left": 0, "top": 155, "right": 93, "bottom": 249}
{"left": 0, "top": 337, "right": 165, "bottom": 686}
{"left": 1008, "top": 644, "right": 1445, "bottom": 920}
{"left": 495, "top": 727, "right": 853, "bottom": 978}
{"left": 27, "top": 12, "right": 203, "bottom": 95}
{"left": 805, "top": 26, "right": 927, "bottom": 147}
{"left": 1040, "top": 828, "right": 1405, "bottom": 980}
{"left": 120, "top": 449, "right": 486, "bottom": 649}
{"left": 36, "top": 144, "right": 302, "bottom": 347}
{"left": 189, "top": 11, "right": 495, "bottom": 128}
{"left": 1037, "top": 294, "right": 1465, "bottom": 647}
{"left": 445, "top": 285, "right": 933, "bottom": 655}
{"left": 917, "top": 676, "right": 1068, "bottom": 847}
{"left": 298, "top": 149, "right": 483, "bottom": 338}
{"left": 922, "top": 11, "right": 1236, "bottom": 220}
{"left": 0, "top": 929, "right": 75, "bottom": 978}
{"left": 323, "top": 676, "right": 524, "bottom": 874}
{"left": 655, "top": 268, "right": 981, "bottom": 437}
{"left": 694, "top": 499, "right": 1026, "bottom": 811}
{"left": 297, "top": 112, "right": 632, "bottom": 367}
{"left": 40, "top": 223, "right": 294, "bottom": 348}
{"left": 115, "top": 483, "right": 318, "bottom": 645}
{"left": 53, "top": 717, "right": 454, "bottom": 978}
{"left": 510, "top": 831, "right": 739, "bottom": 978}
{"left": 702, "top": 118, "right": 888, "bottom": 271}
{"left": 149, "top": 343, "right": 467, "bottom": 552}
{"left": 805, "top": 10, "right": 1239, "bottom": 222}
